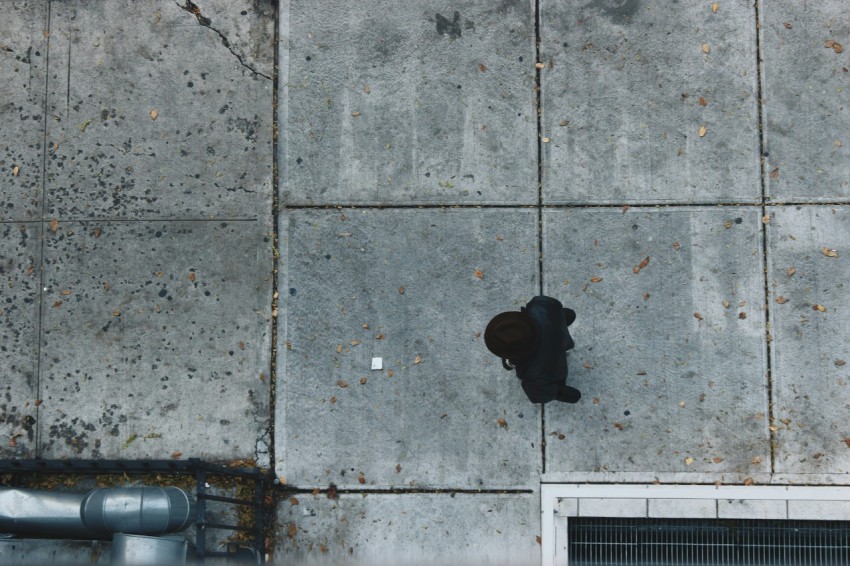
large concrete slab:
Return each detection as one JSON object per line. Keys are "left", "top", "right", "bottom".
{"left": 760, "top": 1, "right": 850, "bottom": 202}
{"left": 0, "top": 223, "right": 41, "bottom": 459}
{"left": 543, "top": 207, "right": 769, "bottom": 476}
{"left": 768, "top": 206, "right": 850, "bottom": 473}
{"left": 277, "top": 209, "right": 539, "bottom": 488}
{"left": 276, "top": 492, "right": 540, "bottom": 565}
{"left": 282, "top": 0, "right": 536, "bottom": 205}
{"left": 540, "top": 0, "right": 760, "bottom": 204}
{"left": 0, "top": 0, "right": 48, "bottom": 222}
{"left": 44, "top": 0, "right": 273, "bottom": 220}
{"left": 38, "top": 220, "right": 272, "bottom": 459}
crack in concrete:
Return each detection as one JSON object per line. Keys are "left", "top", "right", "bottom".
{"left": 176, "top": 0, "right": 272, "bottom": 80}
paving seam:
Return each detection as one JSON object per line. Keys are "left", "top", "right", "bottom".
{"left": 281, "top": 488, "right": 535, "bottom": 495}
{"left": 535, "top": 0, "right": 546, "bottom": 478}
{"left": 34, "top": 0, "right": 53, "bottom": 458}
{"left": 754, "top": 0, "right": 777, "bottom": 475}
{"left": 28, "top": 217, "right": 260, "bottom": 223}
{"left": 279, "top": 202, "right": 849, "bottom": 211}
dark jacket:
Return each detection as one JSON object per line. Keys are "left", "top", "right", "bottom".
{"left": 511, "top": 296, "right": 581, "bottom": 404}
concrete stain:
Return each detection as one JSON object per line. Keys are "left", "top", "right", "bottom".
{"left": 583, "top": 0, "right": 641, "bottom": 24}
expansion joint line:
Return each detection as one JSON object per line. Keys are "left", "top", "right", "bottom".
{"left": 177, "top": 0, "right": 272, "bottom": 80}
{"left": 753, "top": 0, "right": 776, "bottom": 473}
{"left": 534, "top": 0, "right": 546, "bottom": 475}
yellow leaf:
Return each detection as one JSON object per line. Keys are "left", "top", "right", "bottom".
{"left": 684, "top": 457, "right": 694, "bottom": 465}
{"left": 12, "top": 165, "right": 20, "bottom": 176}
{"left": 813, "top": 304, "right": 827, "bottom": 312}
{"left": 698, "top": 125, "right": 708, "bottom": 137}
{"left": 590, "top": 276, "right": 602, "bottom": 283}
{"left": 497, "top": 418, "right": 508, "bottom": 429}
{"left": 336, "top": 380, "right": 348, "bottom": 388}
{"left": 822, "top": 247, "right": 838, "bottom": 258}
{"left": 50, "top": 219, "right": 59, "bottom": 233}
{"left": 702, "top": 43, "right": 710, "bottom": 54}
{"left": 414, "top": 355, "right": 423, "bottom": 364}
{"left": 351, "top": 111, "right": 361, "bottom": 117}
{"left": 711, "top": 2, "right": 719, "bottom": 13}
{"left": 150, "top": 109, "right": 158, "bottom": 120}
{"left": 786, "top": 266, "right": 796, "bottom": 276}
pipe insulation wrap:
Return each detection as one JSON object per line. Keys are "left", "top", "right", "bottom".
{"left": 0, "top": 487, "right": 194, "bottom": 539}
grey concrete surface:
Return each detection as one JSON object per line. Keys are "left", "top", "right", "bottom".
{"left": 760, "top": 0, "right": 850, "bottom": 202}
{"left": 277, "top": 208, "right": 540, "bottom": 489}
{"left": 0, "top": 0, "right": 48, "bottom": 222}
{"left": 768, "top": 206, "right": 850, "bottom": 473}
{"left": 540, "top": 0, "right": 760, "bottom": 204}
{"left": 275, "top": 492, "right": 540, "bottom": 565}
{"left": 282, "top": 0, "right": 537, "bottom": 205}
{"left": 0, "top": 539, "right": 109, "bottom": 564}
{"left": 543, "top": 208, "right": 769, "bottom": 475}
{"left": 45, "top": 0, "right": 273, "bottom": 220}
{"left": 0, "top": 223, "right": 41, "bottom": 459}
{"left": 38, "top": 220, "right": 272, "bottom": 459}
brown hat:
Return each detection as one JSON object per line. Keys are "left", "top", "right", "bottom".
{"left": 484, "top": 311, "right": 540, "bottom": 361}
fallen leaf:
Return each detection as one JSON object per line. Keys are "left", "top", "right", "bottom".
{"left": 287, "top": 523, "right": 297, "bottom": 538}
{"left": 34, "top": 399, "right": 42, "bottom": 407}
{"left": 694, "top": 312, "right": 704, "bottom": 321}
{"left": 395, "top": 464, "right": 402, "bottom": 473}
{"left": 171, "top": 451, "right": 182, "bottom": 459}
{"left": 713, "top": 457, "right": 724, "bottom": 464}
{"left": 836, "top": 360, "right": 846, "bottom": 367}
{"left": 534, "top": 62, "right": 545, "bottom": 69}
{"left": 780, "top": 418, "right": 791, "bottom": 426}
{"left": 813, "top": 304, "right": 827, "bottom": 312}
{"left": 351, "top": 111, "right": 361, "bottom": 117}
{"left": 414, "top": 355, "right": 423, "bottom": 364}
{"left": 698, "top": 97, "right": 707, "bottom": 107}
{"left": 711, "top": 2, "right": 719, "bottom": 13}
{"left": 542, "top": 136, "right": 551, "bottom": 143}
{"left": 311, "top": 488, "right": 320, "bottom": 496}
{"left": 743, "top": 477, "right": 754, "bottom": 486}
{"left": 775, "top": 296, "right": 788, "bottom": 304}
{"left": 614, "top": 422, "right": 624, "bottom": 430}
{"left": 336, "top": 344, "right": 343, "bottom": 353}
{"left": 336, "top": 380, "right": 348, "bottom": 388}
{"left": 784, "top": 22, "right": 792, "bottom": 29}
{"left": 684, "top": 457, "right": 694, "bottom": 465}
{"left": 755, "top": 412, "right": 765, "bottom": 420}
{"left": 844, "top": 438, "right": 850, "bottom": 448}
{"left": 93, "top": 228, "right": 102, "bottom": 238}
{"left": 26, "top": 266, "right": 35, "bottom": 276}
{"left": 752, "top": 456, "right": 762, "bottom": 465}
{"left": 188, "top": 272, "right": 196, "bottom": 282}
{"left": 50, "top": 219, "right": 59, "bottom": 233}
{"left": 239, "top": 341, "right": 245, "bottom": 350}
{"left": 559, "top": 119, "right": 569, "bottom": 126}
{"left": 622, "top": 205, "right": 630, "bottom": 213}
{"left": 582, "top": 362, "right": 593, "bottom": 369}
{"left": 386, "top": 369, "right": 394, "bottom": 377}
{"left": 637, "top": 371, "right": 647, "bottom": 376}
{"left": 769, "top": 425, "right": 778, "bottom": 432}
{"left": 672, "top": 241, "right": 681, "bottom": 251}
{"left": 639, "top": 256, "right": 650, "bottom": 270}
{"left": 592, "top": 397, "right": 600, "bottom": 404}
{"left": 362, "top": 323, "right": 370, "bottom": 329}
{"left": 536, "top": 535, "right": 542, "bottom": 545}
{"left": 12, "top": 165, "right": 20, "bottom": 177}
{"left": 643, "top": 292, "right": 651, "bottom": 300}
{"left": 350, "top": 339, "right": 361, "bottom": 346}
{"left": 590, "top": 277, "right": 603, "bottom": 283}
{"left": 770, "top": 167, "right": 779, "bottom": 179}
{"left": 53, "top": 301, "right": 62, "bottom": 308}
{"left": 738, "top": 312, "right": 747, "bottom": 320}
{"left": 699, "top": 125, "right": 708, "bottom": 137}
{"left": 558, "top": 433, "right": 565, "bottom": 440}
{"left": 702, "top": 43, "right": 710, "bottom": 54}
{"left": 762, "top": 215, "right": 770, "bottom": 224}
{"left": 112, "top": 309, "right": 121, "bottom": 317}
{"left": 822, "top": 247, "right": 838, "bottom": 258}
{"left": 289, "top": 497, "right": 299, "bottom": 505}
{"left": 358, "top": 473, "right": 366, "bottom": 484}
{"left": 473, "top": 268, "right": 484, "bottom": 279}
{"left": 359, "top": 376, "right": 367, "bottom": 385}
{"left": 398, "top": 286, "right": 405, "bottom": 294}
{"left": 364, "top": 84, "right": 370, "bottom": 93}
{"left": 375, "top": 333, "right": 385, "bottom": 340}
{"left": 479, "top": 63, "right": 487, "bottom": 72}
{"left": 679, "top": 400, "right": 686, "bottom": 408}
{"left": 497, "top": 417, "right": 508, "bottom": 429}
{"left": 495, "top": 235, "right": 504, "bottom": 241}
{"left": 150, "top": 109, "right": 158, "bottom": 120}
{"left": 786, "top": 266, "right": 796, "bottom": 276}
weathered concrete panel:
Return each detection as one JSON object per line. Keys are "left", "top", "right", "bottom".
{"left": 768, "top": 206, "right": 850, "bottom": 474}
{"left": 277, "top": 209, "right": 539, "bottom": 488}
{"left": 0, "top": 223, "right": 41, "bottom": 458}
{"left": 541, "top": 0, "right": 760, "bottom": 204}
{"left": 276, "top": 492, "right": 540, "bottom": 566}
{"left": 44, "top": 0, "right": 273, "bottom": 220}
{"left": 543, "top": 207, "right": 769, "bottom": 475}
{"left": 0, "top": 1, "right": 48, "bottom": 221}
{"left": 761, "top": 0, "right": 850, "bottom": 202}
{"left": 282, "top": 0, "right": 537, "bottom": 205}
{"left": 38, "top": 220, "right": 272, "bottom": 460}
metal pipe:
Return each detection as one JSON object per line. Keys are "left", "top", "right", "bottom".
{"left": 0, "top": 487, "right": 193, "bottom": 539}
